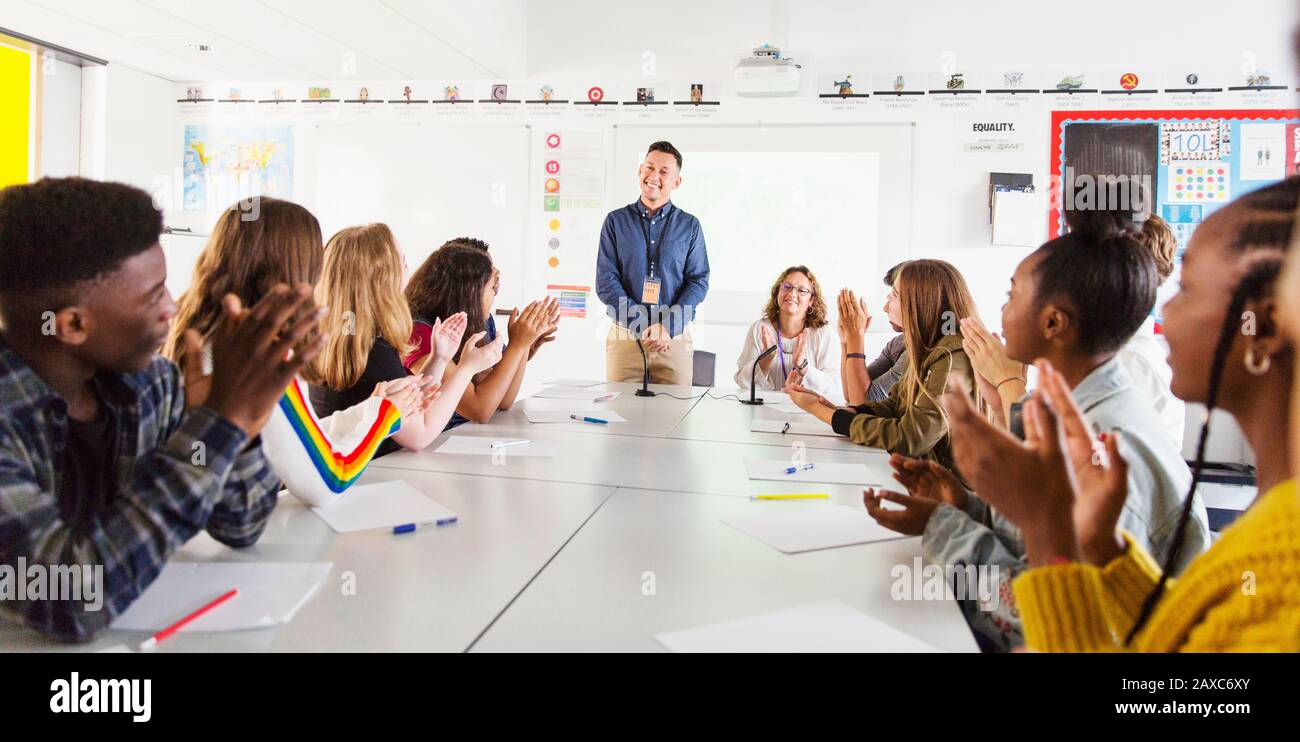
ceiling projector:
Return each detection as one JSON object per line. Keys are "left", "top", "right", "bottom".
{"left": 733, "top": 44, "right": 802, "bottom": 96}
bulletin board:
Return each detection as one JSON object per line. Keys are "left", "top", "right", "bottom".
{"left": 1049, "top": 109, "right": 1300, "bottom": 255}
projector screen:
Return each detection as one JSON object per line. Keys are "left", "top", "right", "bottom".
{"left": 614, "top": 123, "right": 913, "bottom": 385}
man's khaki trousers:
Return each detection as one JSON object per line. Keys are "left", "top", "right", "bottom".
{"left": 605, "top": 324, "right": 694, "bottom": 386}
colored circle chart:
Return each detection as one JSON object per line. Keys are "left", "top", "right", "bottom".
{"left": 1170, "top": 163, "right": 1229, "bottom": 203}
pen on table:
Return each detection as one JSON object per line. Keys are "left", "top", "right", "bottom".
{"left": 491, "top": 439, "right": 531, "bottom": 449}
{"left": 393, "top": 517, "right": 459, "bottom": 534}
{"left": 593, "top": 393, "right": 616, "bottom": 402}
{"left": 570, "top": 414, "right": 608, "bottom": 424}
{"left": 784, "top": 463, "right": 815, "bottom": 475}
{"left": 139, "top": 588, "right": 238, "bottom": 651}
{"left": 750, "top": 493, "right": 829, "bottom": 501}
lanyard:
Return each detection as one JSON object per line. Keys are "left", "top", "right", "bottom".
{"left": 638, "top": 204, "right": 673, "bottom": 279}
{"left": 772, "top": 320, "right": 788, "bottom": 381}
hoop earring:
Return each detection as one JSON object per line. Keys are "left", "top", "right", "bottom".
{"left": 1244, "top": 347, "right": 1272, "bottom": 376}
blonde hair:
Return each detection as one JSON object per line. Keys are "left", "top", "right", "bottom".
{"left": 1135, "top": 213, "right": 1177, "bottom": 282}
{"left": 163, "top": 198, "right": 323, "bottom": 362}
{"left": 311, "top": 223, "right": 414, "bottom": 390}
{"left": 893, "top": 260, "right": 982, "bottom": 412}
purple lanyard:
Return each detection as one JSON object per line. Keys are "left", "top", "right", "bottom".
{"left": 772, "top": 320, "right": 788, "bottom": 380}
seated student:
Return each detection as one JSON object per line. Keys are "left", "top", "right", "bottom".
{"left": 734, "top": 266, "right": 841, "bottom": 403}
{"left": 1120, "top": 214, "right": 1186, "bottom": 448}
{"left": 0, "top": 178, "right": 318, "bottom": 641}
{"left": 867, "top": 215, "right": 1208, "bottom": 651}
{"left": 939, "top": 177, "right": 1300, "bottom": 652}
{"left": 405, "top": 237, "right": 555, "bottom": 372}
{"left": 839, "top": 263, "right": 908, "bottom": 404}
{"left": 404, "top": 243, "right": 558, "bottom": 426}
{"left": 308, "top": 224, "right": 503, "bottom": 455}
{"left": 785, "top": 259, "right": 981, "bottom": 470}
{"left": 163, "top": 198, "right": 431, "bottom": 508}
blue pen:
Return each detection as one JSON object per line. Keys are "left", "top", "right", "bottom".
{"left": 392, "top": 517, "right": 458, "bottom": 534}
{"left": 570, "top": 414, "right": 608, "bottom": 424}
{"left": 784, "top": 463, "right": 815, "bottom": 475}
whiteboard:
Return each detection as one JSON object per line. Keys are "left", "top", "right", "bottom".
{"left": 298, "top": 123, "right": 531, "bottom": 309}
{"left": 613, "top": 123, "right": 913, "bottom": 381}
{"left": 614, "top": 124, "right": 912, "bottom": 317}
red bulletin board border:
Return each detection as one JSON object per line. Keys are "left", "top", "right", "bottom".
{"left": 1047, "top": 108, "right": 1300, "bottom": 237}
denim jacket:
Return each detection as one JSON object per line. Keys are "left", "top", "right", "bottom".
{"left": 921, "top": 356, "right": 1209, "bottom": 651}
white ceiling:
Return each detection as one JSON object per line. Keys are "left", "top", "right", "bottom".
{"left": 3, "top": 0, "right": 529, "bottom": 80}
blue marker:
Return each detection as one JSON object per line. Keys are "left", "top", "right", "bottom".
{"left": 570, "top": 414, "right": 609, "bottom": 424}
{"left": 392, "top": 517, "right": 459, "bottom": 534}
{"left": 784, "top": 463, "right": 815, "bottom": 475}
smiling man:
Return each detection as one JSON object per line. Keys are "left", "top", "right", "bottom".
{"left": 0, "top": 177, "right": 321, "bottom": 641}
{"left": 595, "top": 141, "right": 710, "bottom": 385}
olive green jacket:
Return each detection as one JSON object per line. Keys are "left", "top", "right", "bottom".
{"left": 829, "top": 333, "right": 975, "bottom": 470}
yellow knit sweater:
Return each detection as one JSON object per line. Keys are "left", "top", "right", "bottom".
{"left": 1013, "top": 479, "right": 1300, "bottom": 652}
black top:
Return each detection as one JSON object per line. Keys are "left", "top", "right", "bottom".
{"left": 60, "top": 395, "right": 118, "bottom": 526}
{"left": 309, "top": 337, "right": 408, "bottom": 458}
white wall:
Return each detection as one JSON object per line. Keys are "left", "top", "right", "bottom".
{"left": 16, "top": 0, "right": 1291, "bottom": 463}
{"left": 39, "top": 58, "right": 81, "bottom": 177}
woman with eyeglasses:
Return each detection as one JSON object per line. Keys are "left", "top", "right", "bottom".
{"left": 784, "top": 259, "right": 983, "bottom": 471}
{"left": 734, "top": 266, "right": 843, "bottom": 403}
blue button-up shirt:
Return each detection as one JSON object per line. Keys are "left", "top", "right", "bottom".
{"left": 595, "top": 199, "right": 709, "bottom": 338}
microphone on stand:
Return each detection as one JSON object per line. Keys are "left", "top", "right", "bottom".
{"left": 740, "top": 344, "right": 779, "bottom": 405}
{"left": 635, "top": 339, "right": 656, "bottom": 397}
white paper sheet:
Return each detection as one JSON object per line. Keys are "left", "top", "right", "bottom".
{"left": 750, "top": 418, "right": 841, "bottom": 438}
{"left": 524, "top": 409, "right": 628, "bottom": 424}
{"left": 533, "top": 386, "right": 621, "bottom": 401}
{"left": 111, "top": 562, "right": 332, "bottom": 633}
{"left": 311, "top": 481, "right": 457, "bottom": 533}
{"left": 745, "top": 459, "right": 888, "bottom": 485}
{"left": 722, "top": 504, "right": 907, "bottom": 553}
{"left": 766, "top": 403, "right": 810, "bottom": 415}
{"left": 544, "top": 378, "right": 606, "bottom": 388}
{"left": 433, "top": 436, "right": 558, "bottom": 457}
{"left": 656, "top": 600, "right": 939, "bottom": 652}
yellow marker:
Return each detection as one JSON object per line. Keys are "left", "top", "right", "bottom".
{"left": 749, "top": 493, "right": 830, "bottom": 501}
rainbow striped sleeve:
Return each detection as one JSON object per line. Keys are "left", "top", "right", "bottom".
{"left": 277, "top": 378, "right": 402, "bottom": 493}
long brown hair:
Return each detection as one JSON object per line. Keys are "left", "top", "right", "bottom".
{"left": 893, "top": 259, "right": 981, "bottom": 410}
{"left": 163, "top": 198, "right": 323, "bottom": 362}
{"left": 311, "top": 223, "right": 413, "bottom": 390}
{"left": 404, "top": 244, "right": 494, "bottom": 363}
{"left": 762, "top": 265, "right": 828, "bottom": 329}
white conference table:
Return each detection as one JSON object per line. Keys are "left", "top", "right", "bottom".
{"left": 2, "top": 471, "right": 614, "bottom": 653}
{"left": 668, "top": 387, "right": 872, "bottom": 452}
{"left": 480, "top": 381, "right": 704, "bottom": 439}
{"left": 4, "top": 381, "right": 978, "bottom": 653}
{"left": 472, "top": 488, "right": 977, "bottom": 652}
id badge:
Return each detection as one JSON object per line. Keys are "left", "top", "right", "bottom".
{"left": 641, "top": 277, "right": 662, "bottom": 304}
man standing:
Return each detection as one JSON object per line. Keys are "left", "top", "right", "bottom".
{"left": 596, "top": 141, "right": 710, "bottom": 384}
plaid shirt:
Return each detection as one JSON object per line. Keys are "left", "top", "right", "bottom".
{"left": 0, "top": 336, "right": 281, "bottom": 642}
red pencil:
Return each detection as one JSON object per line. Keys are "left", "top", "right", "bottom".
{"left": 139, "top": 588, "right": 238, "bottom": 651}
